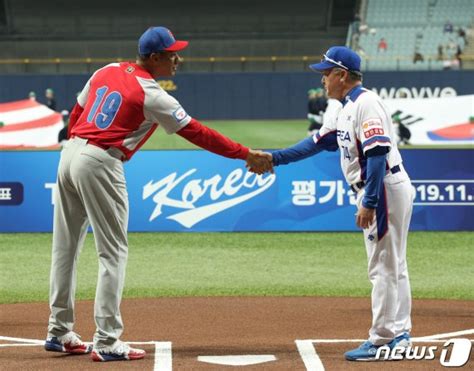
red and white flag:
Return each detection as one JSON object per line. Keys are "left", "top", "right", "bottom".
{"left": 0, "top": 99, "right": 64, "bottom": 149}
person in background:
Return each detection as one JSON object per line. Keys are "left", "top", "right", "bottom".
{"left": 45, "top": 88, "right": 57, "bottom": 111}
{"left": 458, "top": 27, "right": 467, "bottom": 45}
{"left": 444, "top": 20, "right": 453, "bottom": 33}
{"left": 392, "top": 114, "right": 411, "bottom": 146}
{"left": 455, "top": 45, "right": 463, "bottom": 69}
{"left": 307, "top": 88, "right": 328, "bottom": 135}
{"left": 58, "top": 92, "right": 81, "bottom": 146}
{"left": 57, "top": 110, "right": 70, "bottom": 145}
{"left": 437, "top": 44, "right": 444, "bottom": 61}
{"left": 28, "top": 91, "right": 36, "bottom": 101}
{"left": 377, "top": 38, "right": 387, "bottom": 53}
{"left": 413, "top": 50, "right": 424, "bottom": 64}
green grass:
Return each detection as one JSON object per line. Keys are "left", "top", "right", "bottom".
{"left": 1, "top": 119, "right": 471, "bottom": 151}
{"left": 141, "top": 119, "right": 472, "bottom": 150}
{"left": 141, "top": 120, "right": 309, "bottom": 150}
{"left": 0, "top": 232, "right": 472, "bottom": 304}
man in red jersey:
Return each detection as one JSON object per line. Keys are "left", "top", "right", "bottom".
{"left": 45, "top": 26, "right": 272, "bottom": 362}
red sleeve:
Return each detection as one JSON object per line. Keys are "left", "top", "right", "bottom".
{"left": 67, "top": 103, "right": 84, "bottom": 139}
{"left": 177, "top": 118, "right": 249, "bottom": 160}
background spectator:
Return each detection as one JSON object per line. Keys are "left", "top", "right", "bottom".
{"left": 377, "top": 37, "right": 387, "bottom": 52}
{"left": 443, "top": 20, "right": 453, "bottom": 33}
{"left": 28, "top": 91, "right": 36, "bottom": 101}
{"left": 455, "top": 45, "right": 463, "bottom": 69}
{"left": 392, "top": 114, "right": 411, "bottom": 146}
{"left": 445, "top": 38, "right": 458, "bottom": 59}
{"left": 437, "top": 44, "right": 444, "bottom": 61}
{"left": 413, "top": 51, "right": 424, "bottom": 64}
{"left": 458, "top": 27, "right": 467, "bottom": 45}
{"left": 57, "top": 110, "right": 69, "bottom": 146}
{"left": 45, "top": 88, "right": 57, "bottom": 111}
{"left": 442, "top": 59, "right": 453, "bottom": 70}
{"left": 307, "top": 88, "right": 328, "bottom": 135}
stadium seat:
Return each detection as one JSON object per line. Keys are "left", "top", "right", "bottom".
{"left": 354, "top": 0, "right": 470, "bottom": 70}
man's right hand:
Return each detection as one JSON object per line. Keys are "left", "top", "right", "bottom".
{"left": 245, "top": 150, "right": 273, "bottom": 175}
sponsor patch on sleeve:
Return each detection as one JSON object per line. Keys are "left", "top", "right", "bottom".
{"left": 172, "top": 107, "right": 189, "bottom": 124}
{"left": 364, "top": 127, "right": 385, "bottom": 138}
{"left": 362, "top": 118, "right": 384, "bottom": 138}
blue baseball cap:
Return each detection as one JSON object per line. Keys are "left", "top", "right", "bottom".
{"left": 138, "top": 27, "right": 189, "bottom": 55}
{"left": 310, "top": 46, "right": 361, "bottom": 72}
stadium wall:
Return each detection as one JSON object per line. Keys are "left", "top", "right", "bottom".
{"left": 0, "top": 71, "right": 473, "bottom": 119}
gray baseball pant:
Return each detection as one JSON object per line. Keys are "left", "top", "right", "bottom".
{"left": 48, "top": 137, "right": 129, "bottom": 347}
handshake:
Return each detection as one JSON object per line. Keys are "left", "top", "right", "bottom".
{"left": 245, "top": 149, "right": 274, "bottom": 175}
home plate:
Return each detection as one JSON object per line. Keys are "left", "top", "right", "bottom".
{"left": 197, "top": 355, "right": 277, "bottom": 366}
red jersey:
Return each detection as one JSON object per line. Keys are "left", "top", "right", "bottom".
{"left": 71, "top": 62, "right": 191, "bottom": 160}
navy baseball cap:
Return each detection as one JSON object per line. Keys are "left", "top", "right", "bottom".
{"left": 138, "top": 27, "right": 189, "bottom": 55}
{"left": 310, "top": 46, "right": 361, "bottom": 72}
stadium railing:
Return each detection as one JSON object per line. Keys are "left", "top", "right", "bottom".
{"left": 0, "top": 54, "right": 473, "bottom": 73}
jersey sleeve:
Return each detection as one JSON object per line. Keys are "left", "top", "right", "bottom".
{"left": 139, "top": 77, "right": 192, "bottom": 134}
{"left": 356, "top": 95, "right": 392, "bottom": 153}
{"left": 77, "top": 77, "right": 92, "bottom": 108}
{"left": 177, "top": 118, "right": 249, "bottom": 160}
{"left": 313, "top": 111, "right": 339, "bottom": 152}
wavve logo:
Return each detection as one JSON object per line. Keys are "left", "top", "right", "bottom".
{"left": 143, "top": 168, "right": 276, "bottom": 228}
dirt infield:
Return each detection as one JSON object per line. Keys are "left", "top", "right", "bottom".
{"left": 0, "top": 297, "right": 473, "bottom": 370}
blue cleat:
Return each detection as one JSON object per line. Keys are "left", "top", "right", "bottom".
{"left": 344, "top": 340, "right": 384, "bottom": 361}
{"left": 388, "top": 332, "right": 411, "bottom": 349}
{"left": 344, "top": 333, "right": 411, "bottom": 361}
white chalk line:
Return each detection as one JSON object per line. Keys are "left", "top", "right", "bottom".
{"left": 0, "top": 336, "right": 43, "bottom": 344}
{"left": 2, "top": 328, "right": 474, "bottom": 371}
{"left": 295, "top": 340, "right": 325, "bottom": 371}
{"left": 300, "top": 328, "right": 474, "bottom": 343}
{"left": 414, "top": 329, "right": 474, "bottom": 341}
{"left": 1, "top": 328, "right": 473, "bottom": 348}
{"left": 154, "top": 341, "right": 172, "bottom": 371}
{"left": 0, "top": 344, "right": 41, "bottom": 347}
{"left": 292, "top": 330, "right": 473, "bottom": 371}
{"left": 0, "top": 329, "right": 474, "bottom": 347}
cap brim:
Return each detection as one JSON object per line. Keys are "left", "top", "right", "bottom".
{"left": 309, "top": 60, "right": 336, "bottom": 71}
{"left": 164, "top": 40, "right": 189, "bottom": 52}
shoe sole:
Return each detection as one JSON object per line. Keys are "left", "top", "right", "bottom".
{"left": 345, "top": 343, "right": 411, "bottom": 362}
{"left": 346, "top": 358, "right": 380, "bottom": 361}
{"left": 91, "top": 351, "right": 145, "bottom": 362}
{"left": 346, "top": 356, "right": 403, "bottom": 361}
{"left": 45, "top": 342, "right": 64, "bottom": 353}
{"left": 45, "top": 342, "right": 92, "bottom": 354}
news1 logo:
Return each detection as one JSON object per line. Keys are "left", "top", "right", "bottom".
{"left": 0, "top": 182, "right": 24, "bottom": 205}
{"left": 376, "top": 338, "right": 472, "bottom": 367}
